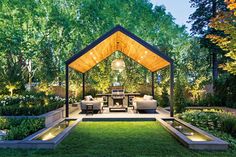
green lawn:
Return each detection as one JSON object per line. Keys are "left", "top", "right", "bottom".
{"left": 0, "top": 122, "right": 236, "bottom": 157}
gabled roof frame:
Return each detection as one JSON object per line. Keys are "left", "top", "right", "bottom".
{"left": 65, "top": 25, "right": 174, "bottom": 118}
{"left": 65, "top": 25, "right": 173, "bottom": 73}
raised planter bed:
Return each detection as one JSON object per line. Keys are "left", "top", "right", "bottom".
{"left": 0, "top": 118, "right": 81, "bottom": 149}
{"left": 0, "top": 104, "right": 79, "bottom": 127}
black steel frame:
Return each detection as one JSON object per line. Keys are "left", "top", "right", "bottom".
{"left": 65, "top": 25, "right": 174, "bottom": 117}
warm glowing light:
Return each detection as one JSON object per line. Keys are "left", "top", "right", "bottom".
{"left": 6, "top": 84, "right": 17, "bottom": 96}
{"left": 187, "top": 135, "right": 209, "bottom": 141}
{"left": 111, "top": 59, "right": 126, "bottom": 71}
{"left": 42, "top": 133, "right": 55, "bottom": 141}
{"left": 116, "top": 62, "right": 120, "bottom": 66}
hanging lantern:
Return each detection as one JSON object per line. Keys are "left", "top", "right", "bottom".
{"left": 111, "top": 58, "right": 126, "bottom": 72}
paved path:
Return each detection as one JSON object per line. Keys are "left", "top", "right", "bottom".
{"left": 69, "top": 107, "right": 170, "bottom": 120}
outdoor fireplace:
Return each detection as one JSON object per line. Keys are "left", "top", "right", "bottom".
{"left": 111, "top": 86, "right": 125, "bottom": 106}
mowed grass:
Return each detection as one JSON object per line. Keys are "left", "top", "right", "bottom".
{"left": 0, "top": 122, "right": 236, "bottom": 157}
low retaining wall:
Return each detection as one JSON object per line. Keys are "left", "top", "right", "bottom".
{"left": 40, "top": 104, "right": 79, "bottom": 127}
{"left": 39, "top": 108, "right": 64, "bottom": 127}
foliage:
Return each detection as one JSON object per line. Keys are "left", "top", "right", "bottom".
{"left": 36, "top": 83, "right": 54, "bottom": 95}
{"left": 174, "top": 77, "right": 187, "bottom": 113}
{"left": 187, "top": 93, "right": 221, "bottom": 107}
{"left": 0, "top": 92, "right": 64, "bottom": 116}
{"left": 0, "top": 0, "right": 234, "bottom": 113}
{"left": 205, "top": 128, "right": 236, "bottom": 149}
{"left": 0, "top": 117, "right": 44, "bottom": 140}
{"left": 207, "top": 0, "right": 236, "bottom": 75}
{"left": 0, "top": 101, "right": 64, "bottom": 116}
{"left": 159, "top": 87, "right": 169, "bottom": 107}
{"left": 189, "top": 0, "right": 227, "bottom": 82}
{"left": 0, "top": 0, "right": 198, "bottom": 98}
{"left": 179, "top": 109, "right": 236, "bottom": 138}
{"left": 5, "top": 83, "right": 19, "bottom": 96}
{"left": 214, "top": 74, "right": 236, "bottom": 108}
{"left": 189, "top": 0, "right": 227, "bottom": 35}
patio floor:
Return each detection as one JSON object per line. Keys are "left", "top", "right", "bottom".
{"left": 69, "top": 107, "right": 170, "bottom": 120}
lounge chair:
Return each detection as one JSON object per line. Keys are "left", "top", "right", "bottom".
{"left": 80, "top": 95, "right": 103, "bottom": 113}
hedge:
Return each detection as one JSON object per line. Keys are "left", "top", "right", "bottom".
{"left": 0, "top": 117, "right": 45, "bottom": 140}
{"left": 178, "top": 109, "right": 236, "bottom": 138}
{"left": 0, "top": 101, "right": 64, "bottom": 116}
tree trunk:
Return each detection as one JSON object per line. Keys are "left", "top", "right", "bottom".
{"left": 29, "top": 72, "right": 32, "bottom": 91}
{"left": 212, "top": 0, "right": 218, "bottom": 86}
{"left": 212, "top": 50, "right": 218, "bottom": 82}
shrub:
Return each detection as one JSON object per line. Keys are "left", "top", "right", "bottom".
{"left": 187, "top": 94, "right": 222, "bottom": 107}
{"left": 174, "top": 78, "right": 186, "bottom": 113}
{"left": 0, "top": 93, "right": 65, "bottom": 116}
{"left": 204, "top": 128, "right": 236, "bottom": 149}
{"left": 0, "top": 101, "right": 64, "bottom": 116}
{"left": 159, "top": 88, "right": 169, "bottom": 107}
{"left": 0, "top": 118, "right": 45, "bottom": 140}
{"left": 178, "top": 109, "right": 236, "bottom": 138}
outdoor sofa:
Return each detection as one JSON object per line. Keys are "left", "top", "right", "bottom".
{"left": 133, "top": 95, "right": 157, "bottom": 112}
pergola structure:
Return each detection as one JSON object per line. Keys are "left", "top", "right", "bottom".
{"left": 65, "top": 25, "right": 174, "bottom": 117}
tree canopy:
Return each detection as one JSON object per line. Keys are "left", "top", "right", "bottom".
{"left": 0, "top": 0, "right": 223, "bottom": 107}
{"left": 207, "top": 0, "right": 236, "bottom": 75}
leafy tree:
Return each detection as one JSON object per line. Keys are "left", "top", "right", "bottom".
{"left": 174, "top": 76, "right": 187, "bottom": 113}
{"left": 0, "top": 0, "right": 214, "bottom": 108}
{"left": 189, "top": 0, "right": 227, "bottom": 83}
{"left": 207, "top": 0, "right": 236, "bottom": 75}
{"left": 159, "top": 87, "right": 169, "bottom": 107}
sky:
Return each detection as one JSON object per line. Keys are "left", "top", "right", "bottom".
{"left": 150, "top": 0, "right": 195, "bottom": 32}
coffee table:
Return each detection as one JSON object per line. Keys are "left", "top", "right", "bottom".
{"left": 109, "top": 106, "right": 128, "bottom": 112}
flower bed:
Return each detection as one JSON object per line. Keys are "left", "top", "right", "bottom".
{"left": 0, "top": 117, "right": 45, "bottom": 140}
{"left": 178, "top": 109, "right": 236, "bottom": 148}
{"left": 0, "top": 93, "right": 65, "bottom": 116}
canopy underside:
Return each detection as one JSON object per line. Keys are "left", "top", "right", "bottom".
{"left": 68, "top": 30, "right": 171, "bottom": 73}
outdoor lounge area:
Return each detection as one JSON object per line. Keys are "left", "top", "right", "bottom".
{"left": 1, "top": 0, "right": 236, "bottom": 156}
{"left": 65, "top": 25, "right": 174, "bottom": 117}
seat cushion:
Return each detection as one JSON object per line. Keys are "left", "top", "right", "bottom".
{"left": 143, "top": 95, "right": 153, "bottom": 100}
{"left": 85, "top": 95, "right": 93, "bottom": 101}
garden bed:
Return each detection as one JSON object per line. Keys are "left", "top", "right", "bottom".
{"left": 178, "top": 109, "right": 236, "bottom": 149}
{"left": 0, "top": 117, "right": 45, "bottom": 140}
{"left": 0, "top": 93, "right": 65, "bottom": 116}
{"left": 0, "top": 118, "right": 81, "bottom": 149}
